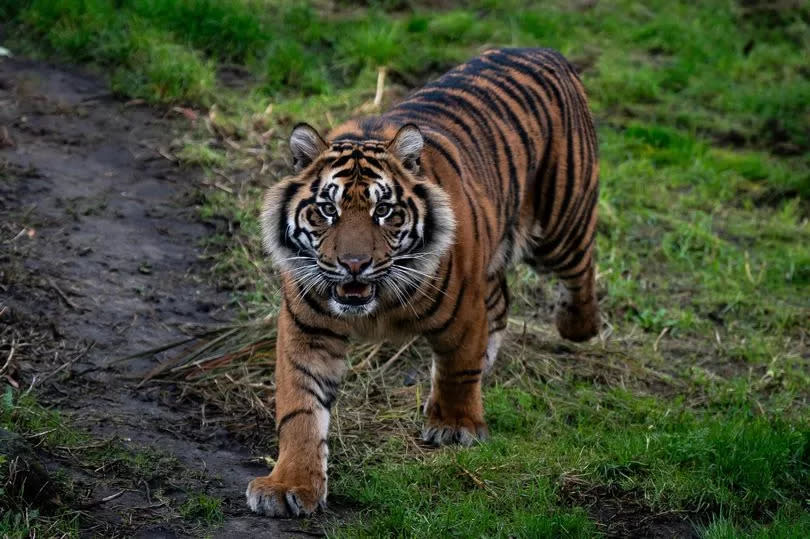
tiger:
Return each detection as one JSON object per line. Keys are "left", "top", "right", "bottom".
{"left": 247, "top": 48, "right": 600, "bottom": 517}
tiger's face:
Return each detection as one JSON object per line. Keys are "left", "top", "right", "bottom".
{"left": 262, "top": 123, "right": 456, "bottom": 317}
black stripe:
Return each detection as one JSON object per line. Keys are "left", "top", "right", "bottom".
{"left": 483, "top": 51, "right": 567, "bottom": 230}
{"left": 360, "top": 167, "right": 381, "bottom": 179}
{"left": 334, "top": 134, "right": 364, "bottom": 142}
{"left": 415, "top": 257, "right": 453, "bottom": 319}
{"left": 543, "top": 183, "right": 598, "bottom": 256}
{"left": 440, "top": 73, "right": 534, "bottom": 159}
{"left": 534, "top": 186, "right": 598, "bottom": 260}
{"left": 425, "top": 137, "right": 461, "bottom": 177}
{"left": 415, "top": 86, "right": 519, "bottom": 234}
{"left": 450, "top": 369, "right": 482, "bottom": 377}
{"left": 393, "top": 101, "right": 493, "bottom": 185}
{"left": 472, "top": 63, "right": 551, "bottom": 148}
{"left": 363, "top": 155, "right": 382, "bottom": 168}
{"left": 549, "top": 72, "right": 581, "bottom": 241}
{"left": 292, "top": 362, "right": 339, "bottom": 399}
{"left": 332, "top": 155, "right": 352, "bottom": 167}
{"left": 551, "top": 233, "right": 596, "bottom": 273}
{"left": 533, "top": 130, "right": 554, "bottom": 219}
{"left": 558, "top": 259, "right": 592, "bottom": 281}
{"left": 426, "top": 281, "right": 467, "bottom": 336}
{"left": 276, "top": 408, "right": 313, "bottom": 432}
{"left": 301, "top": 288, "right": 332, "bottom": 317}
{"left": 285, "top": 300, "right": 348, "bottom": 341}
{"left": 277, "top": 182, "right": 303, "bottom": 248}
{"left": 485, "top": 286, "right": 503, "bottom": 309}
{"left": 410, "top": 184, "right": 435, "bottom": 249}
{"left": 490, "top": 303, "right": 509, "bottom": 323}
{"left": 298, "top": 384, "right": 334, "bottom": 410}
{"left": 333, "top": 167, "right": 355, "bottom": 178}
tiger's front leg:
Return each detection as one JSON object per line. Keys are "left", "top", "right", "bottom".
{"left": 422, "top": 304, "right": 490, "bottom": 446}
{"left": 246, "top": 304, "right": 348, "bottom": 517}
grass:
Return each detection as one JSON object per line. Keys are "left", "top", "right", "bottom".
{"left": 180, "top": 494, "right": 225, "bottom": 526}
{"left": 1, "top": 0, "right": 809, "bottom": 537}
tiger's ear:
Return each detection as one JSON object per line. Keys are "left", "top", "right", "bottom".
{"left": 388, "top": 123, "right": 424, "bottom": 174}
{"left": 289, "top": 123, "right": 327, "bottom": 172}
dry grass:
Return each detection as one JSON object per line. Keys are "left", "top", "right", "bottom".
{"left": 143, "top": 298, "right": 687, "bottom": 461}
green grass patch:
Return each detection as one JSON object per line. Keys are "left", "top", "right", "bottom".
{"left": 0, "top": 510, "right": 80, "bottom": 539}
{"left": 180, "top": 493, "right": 224, "bottom": 526}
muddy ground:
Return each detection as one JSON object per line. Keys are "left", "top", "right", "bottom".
{"left": 0, "top": 57, "right": 315, "bottom": 537}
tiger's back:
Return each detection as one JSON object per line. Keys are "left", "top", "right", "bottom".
{"left": 248, "top": 48, "right": 600, "bottom": 518}
{"left": 329, "top": 47, "right": 600, "bottom": 342}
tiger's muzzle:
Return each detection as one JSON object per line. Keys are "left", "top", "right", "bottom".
{"left": 332, "top": 280, "right": 377, "bottom": 306}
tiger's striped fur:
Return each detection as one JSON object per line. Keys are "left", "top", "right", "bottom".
{"left": 247, "top": 48, "right": 599, "bottom": 517}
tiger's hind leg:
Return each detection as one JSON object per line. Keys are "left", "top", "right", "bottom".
{"left": 528, "top": 247, "right": 598, "bottom": 342}
{"left": 529, "top": 218, "right": 599, "bottom": 342}
{"left": 483, "top": 273, "right": 509, "bottom": 373}
{"left": 553, "top": 260, "right": 599, "bottom": 342}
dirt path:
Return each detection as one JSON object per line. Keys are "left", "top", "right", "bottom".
{"left": 0, "top": 58, "right": 308, "bottom": 537}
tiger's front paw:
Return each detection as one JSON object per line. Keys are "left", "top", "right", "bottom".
{"left": 422, "top": 415, "right": 489, "bottom": 447}
{"left": 246, "top": 474, "right": 326, "bottom": 517}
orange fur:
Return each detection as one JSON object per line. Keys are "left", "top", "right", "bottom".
{"left": 247, "top": 48, "right": 600, "bottom": 517}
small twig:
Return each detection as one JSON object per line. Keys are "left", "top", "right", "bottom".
{"left": 0, "top": 339, "right": 14, "bottom": 374}
{"left": 6, "top": 228, "right": 27, "bottom": 243}
{"left": 78, "top": 490, "right": 126, "bottom": 509}
{"left": 129, "top": 501, "right": 168, "bottom": 512}
{"left": 47, "top": 277, "right": 79, "bottom": 310}
{"left": 373, "top": 66, "right": 387, "bottom": 108}
{"left": 56, "top": 436, "right": 116, "bottom": 452}
{"left": 111, "top": 334, "right": 200, "bottom": 365}
{"left": 653, "top": 327, "right": 669, "bottom": 353}
{"left": 156, "top": 146, "right": 177, "bottom": 162}
{"left": 457, "top": 463, "right": 496, "bottom": 497}
{"left": 28, "top": 428, "right": 58, "bottom": 439}
{"left": 351, "top": 342, "right": 383, "bottom": 373}
{"left": 378, "top": 337, "right": 418, "bottom": 373}
{"left": 39, "top": 343, "right": 94, "bottom": 384}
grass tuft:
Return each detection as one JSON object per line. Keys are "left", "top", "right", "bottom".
{"left": 180, "top": 494, "right": 224, "bottom": 526}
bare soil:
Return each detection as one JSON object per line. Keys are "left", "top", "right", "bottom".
{"left": 0, "top": 57, "right": 314, "bottom": 537}
{"left": 559, "top": 477, "right": 702, "bottom": 539}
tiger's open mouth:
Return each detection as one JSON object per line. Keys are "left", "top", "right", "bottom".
{"left": 332, "top": 281, "right": 376, "bottom": 306}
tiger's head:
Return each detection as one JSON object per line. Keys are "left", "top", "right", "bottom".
{"left": 262, "top": 122, "right": 456, "bottom": 317}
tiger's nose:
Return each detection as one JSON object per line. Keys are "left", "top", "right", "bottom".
{"left": 337, "top": 254, "right": 372, "bottom": 276}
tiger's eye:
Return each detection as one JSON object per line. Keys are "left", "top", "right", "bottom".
{"left": 321, "top": 203, "right": 337, "bottom": 217}
{"left": 374, "top": 203, "right": 391, "bottom": 218}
